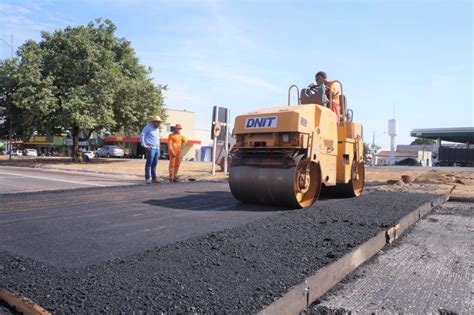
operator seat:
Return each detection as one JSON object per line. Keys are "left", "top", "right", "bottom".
{"left": 300, "top": 85, "right": 329, "bottom": 107}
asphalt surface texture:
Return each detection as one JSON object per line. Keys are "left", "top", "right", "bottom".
{"left": 309, "top": 201, "right": 473, "bottom": 314}
{"left": 0, "top": 181, "right": 440, "bottom": 313}
{"left": 0, "top": 165, "right": 142, "bottom": 194}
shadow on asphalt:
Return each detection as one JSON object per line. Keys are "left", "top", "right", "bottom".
{"left": 143, "top": 190, "right": 290, "bottom": 212}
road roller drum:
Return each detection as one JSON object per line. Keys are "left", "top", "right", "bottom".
{"left": 229, "top": 159, "right": 321, "bottom": 208}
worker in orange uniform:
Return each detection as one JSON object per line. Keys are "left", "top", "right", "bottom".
{"left": 311, "top": 71, "right": 342, "bottom": 123}
{"left": 168, "top": 124, "right": 188, "bottom": 182}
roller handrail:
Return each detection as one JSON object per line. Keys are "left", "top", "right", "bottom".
{"left": 288, "top": 85, "right": 301, "bottom": 106}
{"left": 332, "top": 80, "right": 347, "bottom": 123}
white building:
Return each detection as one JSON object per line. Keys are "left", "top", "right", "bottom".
{"left": 376, "top": 150, "right": 432, "bottom": 166}
{"left": 104, "top": 108, "right": 201, "bottom": 160}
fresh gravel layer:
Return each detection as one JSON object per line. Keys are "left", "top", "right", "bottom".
{"left": 1, "top": 191, "right": 439, "bottom": 313}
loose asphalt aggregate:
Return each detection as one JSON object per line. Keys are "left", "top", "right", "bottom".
{"left": 0, "top": 183, "right": 440, "bottom": 313}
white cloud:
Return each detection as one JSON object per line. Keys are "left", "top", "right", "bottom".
{"left": 0, "top": 4, "right": 31, "bottom": 15}
{"left": 164, "top": 82, "right": 211, "bottom": 109}
{"left": 0, "top": 14, "right": 57, "bottom": 31}
{"left": 192, "top": 63, "right": 280, "bottom": 93}
{"left": 0, "top": 2, "right": 76, "bottom": 58}
{"left": 48, "top": 16, "right": 76, "bottom": 27}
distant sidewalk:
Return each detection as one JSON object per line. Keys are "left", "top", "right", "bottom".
{"left": 0, "top": 157, "right": 227, "bottom": 181}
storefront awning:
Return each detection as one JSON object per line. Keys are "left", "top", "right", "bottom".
{"left": 410, "top": 127, "right": 474, "bottom": 144}
{"left": 103, "top": 137, "right": 201, "bottom": 145}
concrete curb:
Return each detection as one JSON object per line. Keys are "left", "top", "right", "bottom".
{"left": 448, "top": 195, "right": 474, "bottom": 203}
{"left": 258, "top": 188, "right": 453, "bottom": 315}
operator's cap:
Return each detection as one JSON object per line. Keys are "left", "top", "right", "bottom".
{"left": 175, "top": 123, "right": 182, "bottom": 129}
{"left": 151, "top": 115, "right": 162, "bottom": 122}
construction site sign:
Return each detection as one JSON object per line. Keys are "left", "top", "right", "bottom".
{"left": 211, "top": 106, "right": 229, "bottom": 141}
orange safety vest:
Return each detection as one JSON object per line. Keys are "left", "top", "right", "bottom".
{"left": 324, "top": 80, "right": 342, "bottom": 123}
{"left": 168, "top": 133, "right": 188, "bottom": 154}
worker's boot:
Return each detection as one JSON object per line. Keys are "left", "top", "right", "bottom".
{"left": 173, "top": 169, "right": 180, "bottom": 182}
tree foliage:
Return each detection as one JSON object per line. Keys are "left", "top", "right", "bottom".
{"left": 0, "top": 19, "right": 166, "bottom": 158}
{"left": 363, "top": 142, "right": 370, "bottom": 156}
{"left": 410, "top": 138, "right": 436, "bottom": 145}
{"left": 364, "top": 142, "right": 381, "bottom": 157}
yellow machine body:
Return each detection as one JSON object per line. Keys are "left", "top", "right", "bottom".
{"left": 229, "top": 82, "right": 365, "bottom": 208}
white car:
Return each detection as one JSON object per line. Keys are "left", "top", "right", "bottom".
{"left": 8, "top": 149, "right": 23, "bottom": 156}
{"left": 24, "top": 148, "right": 38, "bottom": 157}
{"left": 96, "top": 145, "right": 125, "bottom": 158}
{"left": 81, "top": 151, "right": 96, "bottom": 160}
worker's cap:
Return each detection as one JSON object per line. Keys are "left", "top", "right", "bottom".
{"left": 151, "top": 115, "right": 162, "bottom": 122}
{"left": 175, "top": 123, "right": 183, "bottom": 129}
{"left": 315, "top": 71, "right": 327, "bottom": 79}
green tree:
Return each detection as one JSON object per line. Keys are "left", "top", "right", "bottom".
{"left": 410, "top": 138, "right": 436, "bottom": 145}
{"left": 363, "top": 142, "right": 369, "bottom": 156}
{"left": 0, "top": 19, "right": 166, "bottom": 159}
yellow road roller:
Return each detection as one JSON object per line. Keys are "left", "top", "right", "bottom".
{"left": 229, "top": 79, "right": 364, "bottom": 208}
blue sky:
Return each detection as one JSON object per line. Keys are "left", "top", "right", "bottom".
{"left": 1, "top": 0, "right": 472, "bottom": 149}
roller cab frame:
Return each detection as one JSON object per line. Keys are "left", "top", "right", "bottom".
{"left": 229, "top": 82, "right": 364, "bottom": 208}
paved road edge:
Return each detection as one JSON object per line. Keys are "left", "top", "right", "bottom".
{"left": 258, "top": 188, "right": 454, "bottom": 315}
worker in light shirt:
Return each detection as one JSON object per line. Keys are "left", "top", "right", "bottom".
{"left": 168, "top": 124, "right": 188, "bottom": 182}
{"left": 140, "top": 116, "right": 162, "bottom": 184}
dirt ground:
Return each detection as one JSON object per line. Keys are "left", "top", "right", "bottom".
{"left": 0, "top": 156, "right": 472, "bottom": 196}
{"left": 0, "top": 156, "right": 227, "bottom": 181}
{"left": 366, "top": 167, "right": 474, "bottom": 197}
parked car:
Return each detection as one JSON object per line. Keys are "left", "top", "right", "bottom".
{"left": 81, "top": 151, "right": 96, "bottom": 160}
{"left": 96, "top": 145, "right": 125, "bottom": 158}
{"left": 24, "top": 148, "right": 38, "bottom": 157}
{"left": 8, "top": 149, "right": 23, "bottom": 156}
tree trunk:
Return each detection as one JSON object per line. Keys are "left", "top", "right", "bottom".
{"left": 72, "top": 126, "right": 80, "bottom": 162}
{"left": 85, "top": 130, "right": 94, "bottom": 140}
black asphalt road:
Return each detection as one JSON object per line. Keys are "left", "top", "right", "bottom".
{"left": 0, "top": 183, "right": 281, "bottom": 267}
{"left": 0, "top": 166, "right": 143, "bottom": 194}
{"left": 0, "top": 185, "right": 439, "bottom": 313}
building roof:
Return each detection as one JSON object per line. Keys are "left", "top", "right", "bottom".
{"left": 165, "top": 108, "right": 195, "bottom": 114}
{"left": 377, "top": 150, "right": 418, "bottom": 158}
{"left": 410, "top": 127, "right": 474, "bottom": 144}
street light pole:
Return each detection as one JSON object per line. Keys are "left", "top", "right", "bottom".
{"left": 372, "top": 131, "right": 375, "bottom": 166}
{"left": 1, "top": 34, "right": 13, "bottom": 160}
{"left": 371, "top": 131, "right": 386, "bottom": 166}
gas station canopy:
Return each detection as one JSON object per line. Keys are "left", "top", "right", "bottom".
{"left": 410, "top": 127, "right": 474, "bottom": 144}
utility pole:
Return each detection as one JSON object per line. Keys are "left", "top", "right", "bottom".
{"left": 372, "top": 131, "right": 375, "bottom": 166}
{"left": 371, "top": 131, "right": 386, "bottom": 166}
{"left": 1, "top": 34, "right": 14, "bottom": 160}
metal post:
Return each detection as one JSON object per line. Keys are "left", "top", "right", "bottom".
{"left": 223, "top": 108, "right": 230, "bottom": 174}
{"left": 1, "top": 34, "right": 14, "bottom": 160}
{"left": 10, "top": 35, "right": 13, "bottom": 160}
{"left": 211, "top": 106, "right": 218, "bottom": 176}
{"left": 372, "top": 131, "right": 375, "bottom": 166}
